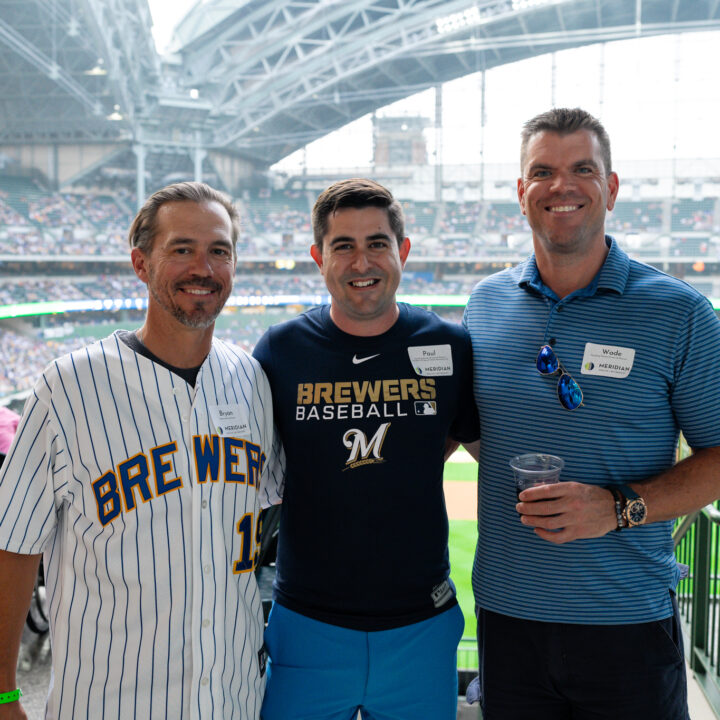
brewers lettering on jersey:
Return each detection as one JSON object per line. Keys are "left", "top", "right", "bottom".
{"left": 0, "top": 182, "right": 284, "bottom": 720}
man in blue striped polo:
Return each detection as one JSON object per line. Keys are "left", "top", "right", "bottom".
{"left": 463, "top": 107, "right": 720, "bottom": 719}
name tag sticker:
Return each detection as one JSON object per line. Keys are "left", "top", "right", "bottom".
{"left": 580, "top": 343, "right": 635, "bottom": 378}
{"left": 209, "top": 405, "right": 250, "bottom": 436}
{"left": 408, "top": 344, "right": 453, "bottom": 376}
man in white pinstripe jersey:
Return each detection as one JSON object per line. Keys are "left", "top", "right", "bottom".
{"left": 0, "top": 181, "right": 284, "bottom": 720}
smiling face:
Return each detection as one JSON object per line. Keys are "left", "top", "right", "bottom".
{"left": 518, "top": 129, "right": 619, "bottom": 260}
{"left": 310, "top": 206, "right": 410, "bottom": 336}
{"left": 132, "top": 199, "right": 236, "bottom": 333}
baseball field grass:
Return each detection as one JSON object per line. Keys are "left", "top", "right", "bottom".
{"left": 449, "top": 520, "right": 477, "bottom": 639}
{"left": 444, "top": 450, "right": 478, "bottom": 653}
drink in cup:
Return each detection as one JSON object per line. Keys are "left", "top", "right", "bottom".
{"left": 509, "top": 453, "right": 564, "bottom": 499}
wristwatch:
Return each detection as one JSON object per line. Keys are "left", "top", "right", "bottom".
{"left": 618, "top": 484, "right": 648, "bottom": 527}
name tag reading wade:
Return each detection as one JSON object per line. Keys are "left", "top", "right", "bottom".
{"left": 209, "top": 405, "right": 250, "bottom": 436}
{"left": 408, "top": 344, "right": 453, "bottom": 376}
{"left": 580, "top": 343, "right": 635, "bottom": 378}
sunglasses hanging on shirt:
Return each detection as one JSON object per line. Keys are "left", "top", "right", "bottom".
{"left": 536, "top": 344, "right": 583, "bottom": 411}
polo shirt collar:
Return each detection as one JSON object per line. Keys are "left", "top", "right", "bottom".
{"left": 517, "top": 235, "right": 629, "bottom": 299}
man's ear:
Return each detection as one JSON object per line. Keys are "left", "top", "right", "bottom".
{"left": 606, "top": 171, "right": 620, "bottom": 211}
{"left": 399, "top": 237, "right": 411, "bottom": 267}
{"left": 517, "top": 177, "right": 527, "bottom": 216}
{"left": 131, "top": 246, "right": 149, "bottom": 284}
{"left": 310, "top": 243, "right": 323, "bottom": 271}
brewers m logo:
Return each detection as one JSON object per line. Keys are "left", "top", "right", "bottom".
{"left": 342, "top": 422, "right": 390, "bottom": 470}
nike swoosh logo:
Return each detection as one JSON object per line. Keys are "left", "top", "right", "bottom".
{"left": 352, "top": 354, "right": 380, "bottom": 364}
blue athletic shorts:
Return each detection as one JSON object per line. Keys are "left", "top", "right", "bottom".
{"left": 260, "top": 602, "right": 464, "bottom": 720}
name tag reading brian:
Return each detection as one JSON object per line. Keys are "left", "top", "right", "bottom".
{"left": 209, "top": 405, "right": 250, "bottom": 436}
{"left": 580, "top": 343, "right": 635, "bottom": 378}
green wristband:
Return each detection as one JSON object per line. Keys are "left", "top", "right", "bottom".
{"left": 0, "top": 688, "right": 22, "bottom": 704}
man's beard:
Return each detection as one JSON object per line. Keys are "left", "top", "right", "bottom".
{"left": 148, "top": 275, "right": 230, "bottom": 329}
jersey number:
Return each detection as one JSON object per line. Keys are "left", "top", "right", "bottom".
{"left": 233, "top": 512, "right": 262, "bottom": 574}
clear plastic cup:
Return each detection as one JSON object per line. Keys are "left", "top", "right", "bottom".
{"left": 509, "top": 453, "right": 564, "bottom": 498}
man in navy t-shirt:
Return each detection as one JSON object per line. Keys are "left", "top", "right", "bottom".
{"left": 254, "top": 178, "right": 479, "bottom": 720}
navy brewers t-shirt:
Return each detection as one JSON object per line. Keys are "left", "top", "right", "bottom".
{"left": 254, "top": 303, "right": 478, "bottom": 630}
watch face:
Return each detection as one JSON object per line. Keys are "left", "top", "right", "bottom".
{"left": 626, "top": 499, "right": 647, "bottom": 526}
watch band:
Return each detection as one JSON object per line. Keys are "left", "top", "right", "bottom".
{"left": 617, "top": 484, "right": 639, "bottom": 500}
{"left": 606, "top": 486, "right": 626, "bottom": 531}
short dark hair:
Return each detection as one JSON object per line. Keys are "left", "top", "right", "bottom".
{"left": 520, "top": 108, "right": 612, "bottom": 175}
{"left": 128, "top": 181, "right": 240, "bottom": 253}
{"left": 311, "top": 178, "right": 405, "bottom": 249}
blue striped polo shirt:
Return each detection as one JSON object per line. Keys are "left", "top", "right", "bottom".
{"left": 463, "top": 237, "right": 720, "bottom": 624}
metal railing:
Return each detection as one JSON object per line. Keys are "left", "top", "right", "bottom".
{"left": 675, "top": 502, "right": 720, "bottom": 716}
{"left": 673, "top": 432, "right": 720, "bottom": 716}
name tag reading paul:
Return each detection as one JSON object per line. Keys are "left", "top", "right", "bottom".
{"left": 209, "top": 405, "right": 250, "bottom": 436}
{"left": 580, "top": 343, "right": 635, "bottom": 379}
{"left": 408, "top": 344, "right": 453, "bottom": 376}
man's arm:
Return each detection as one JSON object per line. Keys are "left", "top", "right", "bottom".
{"left": 462, "top": 440, "right": 480, "bottom": 462}
{"left": 518, "top": 446, "right": 720, "bottom": 544}
{"left": 0, "top": 550, "right": 41, "bottom": 720}
{"left": 444, "top": 438, "right": 459, "bottom": 461}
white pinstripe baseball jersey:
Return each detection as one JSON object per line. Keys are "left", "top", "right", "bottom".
{"left": 0, "top": 331, "right": 284, "bottom": 720}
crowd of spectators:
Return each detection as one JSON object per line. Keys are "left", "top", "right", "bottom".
{"left": 4, "top": 245, "right": 720, "bottom": 308}
{"left": 66, "top": 191, "right": 130, "bottom": 221}
{"left": 672, "top": 200, "right": 718, "bottom": 232}
{"left": 0, "top": 191, "right": 30, "bottom": 226}
{"left": 0, "top": 183, "right": 718, "bottom": 399}
{"left": 606, "top": 201, "right": 664, "bottom": 233}
{"left": 0, "top": 228, "right": 128, "bottom": 256}
{"left": 0, "top": 272, "right": 491, "bottom": 306}
{"left": 27, "top": 195, "right": 84, "bottom": 227}
{"left": 484, "top": 203, "right": 530, "bottom": 233}
{"left": 0, "top": 304, "right": 470, "bottom": 399}
{"left": 0, "top": 186, "right": 717, "bottom": 258}
{"left": 401, "top": 200, "right": 438, "bottom": 234}
{"left": 0, "top": 313, "right": 287, "bottom": 398}
{"left": 0, "top": 329, "right": 95, "bottom": 396}
{"left": 0, "top": 275, "right": 145, "bottom": 305}
{"left": 439, "top": 202, "right": 482, "bottom": 234}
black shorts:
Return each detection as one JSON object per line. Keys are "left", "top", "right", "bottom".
{"left": 476, "top": 592, "right": 689, "bottom": 720}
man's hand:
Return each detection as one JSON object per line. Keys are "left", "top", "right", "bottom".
{"left": 0, "top": 550, "right": 41, "bottom": 720}
{"left": 516, "top": 481, "right": 616, "bottom": 544}
{"left": 0, "top": 699, "right": 28, "bottom": 719}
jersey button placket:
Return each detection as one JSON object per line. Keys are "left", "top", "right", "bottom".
{"left": 545, "top": 303, "right": 564, "bottom": 346}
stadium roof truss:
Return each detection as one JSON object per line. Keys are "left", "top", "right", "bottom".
{"left": 165, "top": 0, "right": 720, "bottom": 162}
{"left": 1, "top": 0, "right": 719, "bottom": 169}
{"left": 0, "top": 0, "right": 159, "bottom": 144}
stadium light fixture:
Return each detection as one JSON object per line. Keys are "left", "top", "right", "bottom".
{"left": 435, "top": 6, "right": 484, "bottom": 35}
{"left": 512, "top": 0, "right": 567, "bottom": 10}
{"left": 435, "top": 0, "right": 570, "bottom": 35}
{"left": 107, "top": 104, "right": 123, "bottom": 121}
{"left": 84, "top": 59, "right": 107, "bottom": 76}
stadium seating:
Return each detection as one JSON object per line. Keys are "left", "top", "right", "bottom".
{"left": 0, "top": 181, "right": 719, "bottom": 399}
